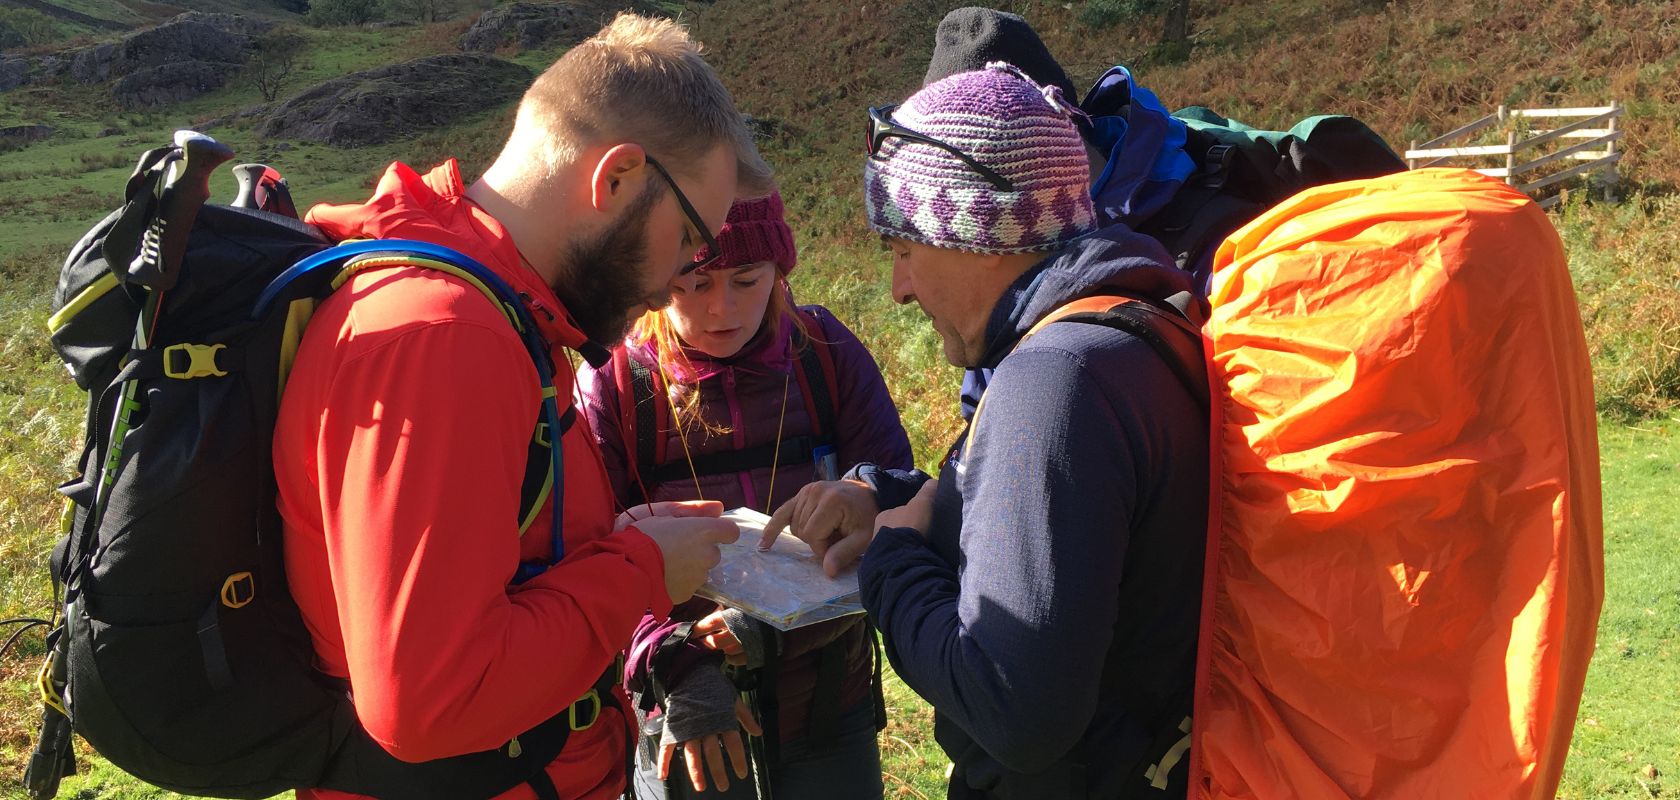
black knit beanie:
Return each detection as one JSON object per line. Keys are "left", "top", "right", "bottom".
{"left": 922, "top": 7, "right": 1078, "bottom": 102}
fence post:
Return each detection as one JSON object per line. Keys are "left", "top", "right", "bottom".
{"left": 1505, "top": 129, "right": 1518, "bottom": 186}
{"left": 1408, "top": 140, "right": 1417, "bottom": 171}
{"left": 1604, "top": 102, "right": 1620, "bottom": 202}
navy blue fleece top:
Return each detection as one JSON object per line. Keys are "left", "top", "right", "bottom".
{"left": 857, "top": 224, "right": 1209, "bottom": 798}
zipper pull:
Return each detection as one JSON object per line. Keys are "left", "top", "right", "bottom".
{"left": 506, "top": 736, "right": 522, "bottom": 758}
{"left": 519, "top": 292, "right": 556, "bottom": 322}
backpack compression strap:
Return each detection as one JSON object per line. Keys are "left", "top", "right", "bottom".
{"left": 791, "top": 308, "right": 840, "bottom": 442}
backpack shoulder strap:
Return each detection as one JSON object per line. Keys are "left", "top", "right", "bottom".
{"left": 610, "top": 345, "right": 644, "bottom": 501}
{"left": 1025, "top": 295, "right": 1210, "bottom": 413}
{"left": 1136, "top": 132, "right": 1268, "bottom": 271}
{"left": 792, "top": 309, "right": 839, "bottom": 441}
{"left": 624, "top": 353, "right": 667, "bottom": 473}
{"left": 258, "top": 239, "right": 571, "bottom": 579}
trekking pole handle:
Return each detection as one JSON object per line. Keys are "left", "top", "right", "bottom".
{"left": 231, "top": 163, "right": 298, "bottom": 218}
{"left": 129, "top": 131, "right": 234, "bottom": 290}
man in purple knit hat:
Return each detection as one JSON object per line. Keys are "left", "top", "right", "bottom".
{"left": 767, "top": 64, "right": 1209, "bottom": 799}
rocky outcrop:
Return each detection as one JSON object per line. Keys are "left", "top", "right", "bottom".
{"left": 255, "top": 54, "right": 530, "bottom": 147}
{"left": 0, "top": 57, "right": 27, "bottom": 91}
{"left": 113, "top": 61, "right": 243, "bottom": 107}
{"left": 460, "top": 2, "right": 650, "bottom": 52}
{"left": 65, "top": 12, "right": 271, "bottom": 107}
{"left": 0, "top": 123, "right": 55, "bottom": 151}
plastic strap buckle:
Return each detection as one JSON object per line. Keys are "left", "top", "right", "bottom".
{"left": 163, "top": 343, "right": 227, "bottom": 379}
{"left": 568, "top": 689, "right": 602, "bottom": 731}
{"left": 220, "top": 571, "right": 255, "bottom": 609}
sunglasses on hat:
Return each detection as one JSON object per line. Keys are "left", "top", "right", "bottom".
{"left": 865, "top": 104, "right": 1015, "bottom": 192}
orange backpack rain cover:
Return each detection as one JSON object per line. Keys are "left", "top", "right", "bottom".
{"left": 1189, "top": 168, "right": 1604, "bottom": 799}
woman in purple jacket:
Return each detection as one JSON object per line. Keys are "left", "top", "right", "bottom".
{"left": 578, "top": 192, "right": 912, "bottom": 800}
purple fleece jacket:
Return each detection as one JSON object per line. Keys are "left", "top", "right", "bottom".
{"left": 577, "top": 303, "right": 913, "bottom": 741}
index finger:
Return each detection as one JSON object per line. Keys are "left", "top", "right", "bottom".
{"left": 763, "top": 492, "right": 800, "bottom": 549}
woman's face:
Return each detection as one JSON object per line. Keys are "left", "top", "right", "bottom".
{"left": 664, "top": 261, "right": 778, "bottom": 359}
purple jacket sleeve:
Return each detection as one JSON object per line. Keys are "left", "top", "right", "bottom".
{"left": 807, "top": 306, "right": 914, "bottom": 472}
{"left": 624, "top": 597, "right": 724, "bottom": 697}
{"left": 575, "top": 357, "right": 634, "bottom": 506}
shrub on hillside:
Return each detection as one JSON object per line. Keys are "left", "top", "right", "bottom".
{"left": 1560, "top": 194, "right": 1680, "bottom": 420}
{"left": 384, "top": 0, "right": 456, "bottom": 23}
{"left": 247, "top": 27, "right": 308, "bottom": 102}
{"left": 0, "top": 8, "right": 66, "bottom": 49}
{"left": 308, "top": 0, "right": 384, "bottom": 27}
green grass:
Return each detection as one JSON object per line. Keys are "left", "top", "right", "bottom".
{"left": 1559, "top": 419, "right": 1680, "bottom": 799}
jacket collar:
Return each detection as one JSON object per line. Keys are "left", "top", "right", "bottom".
{"left": 975, "top": 223, "right": 1193, "bottom": 370}
{"left": 305, "top": 160, "right": 600, "bottom": 362}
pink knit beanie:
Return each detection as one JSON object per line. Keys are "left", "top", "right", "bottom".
{"left": 691, "top": 191, "right": 798, "bottom": 275}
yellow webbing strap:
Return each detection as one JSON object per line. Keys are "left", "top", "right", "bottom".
{"left": 329, "top": 256, "right": 526, "bottom": 334}
{"left": 276, "top": 297, "right": 318, "bottom": 403}
{"left": 37, "top": 652, "right": 66, "bottom": 717}
{"left": 47, "top": 273, "right": 120, "bottom": 335}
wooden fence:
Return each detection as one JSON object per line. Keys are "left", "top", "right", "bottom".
{"left": 1404, "top": 104, "right": 1622, "bottom": 209}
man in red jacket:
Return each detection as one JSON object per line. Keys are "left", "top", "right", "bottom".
{"left": 272, "top": 13, "right": 770, "bottom": 800}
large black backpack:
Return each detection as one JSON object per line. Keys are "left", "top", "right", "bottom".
{"left": 23, "top": 132, "right": 605, "bottom": 800}
{"left": 1134, "top": 108, "right": 1408, "bottom": 276}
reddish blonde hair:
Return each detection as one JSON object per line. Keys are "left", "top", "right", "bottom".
{"left": 629, "top": 279, "right": 808, "bottom": 429}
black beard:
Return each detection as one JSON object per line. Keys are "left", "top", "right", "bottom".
{"left": 551, "top": 180, "right": 660, "bottom": 344}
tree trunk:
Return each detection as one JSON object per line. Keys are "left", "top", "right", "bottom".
{"left": 1161, "top": 0, "right": 1190, "bottom": 45}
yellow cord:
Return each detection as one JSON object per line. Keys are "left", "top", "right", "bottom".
{"left": 763, "top": 371, "right": 792, "bottom": 516}
{"left": 666, "top": 371, "right": 707, "bottom": 502}
{"left": 665, "top": 366, "right": 794, "bottom": 515}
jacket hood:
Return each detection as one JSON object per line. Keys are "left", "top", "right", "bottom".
{"left": 1080, "top": 66, "right": 1196, "bottom": 229}
{"left": 305, "top": 160, "right": 597, "bottom": 357}
{"left": 977, "top": 223, "right": 1191, "bottom": 369}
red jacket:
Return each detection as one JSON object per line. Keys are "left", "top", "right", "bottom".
{"left": 274, "top": 160, "right": 672, "bottom": 800}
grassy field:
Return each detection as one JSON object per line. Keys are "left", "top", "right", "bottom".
{"left": 3, "top": 0, "right": 1679, "bottom": 798}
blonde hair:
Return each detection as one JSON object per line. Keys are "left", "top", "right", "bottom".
{"left": 630, "top": 280, "right": 807, "bottom": 432}
{"left": 501, "top": 13, "right": 772, "bottom": 193}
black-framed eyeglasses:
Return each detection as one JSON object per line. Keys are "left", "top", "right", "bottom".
{"left": 865, "top": 104, "right": 1014, "bottom": 192}
{"left": 646, "top": 155, "right": 723, "bottom": 275}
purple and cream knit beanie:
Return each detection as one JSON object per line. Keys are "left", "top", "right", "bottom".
{"left": 865, "top": 62, "right": 1096, "bottom": 254}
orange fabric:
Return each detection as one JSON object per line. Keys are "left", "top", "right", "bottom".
{"left": 274, "top": 161, "right": 671, "bottom": 800}
{"left": 1022, "top": 296, "right": 1140, "bottom": 338}
{"left": 1189, "top": 168, "right": 1603, "bottom": 799}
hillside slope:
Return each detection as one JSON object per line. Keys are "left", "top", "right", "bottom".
{"left": 694, "top": 0, "right": 1680, "bottom": 187}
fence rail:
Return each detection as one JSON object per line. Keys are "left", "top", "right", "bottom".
{"left": 1405, "top": 103, "right": 1621, "bottom": 209}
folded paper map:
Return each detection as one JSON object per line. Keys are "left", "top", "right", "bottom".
{"left": 696, "top": 508, "right": 865, "bottom": 631}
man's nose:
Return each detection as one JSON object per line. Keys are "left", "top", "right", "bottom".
{"left": 890, "top": 260, "right": 913, "bottom": 306}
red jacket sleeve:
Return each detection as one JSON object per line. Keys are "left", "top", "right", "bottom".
{"left": 312, "top": 319, "right": 667, "bottom": 762}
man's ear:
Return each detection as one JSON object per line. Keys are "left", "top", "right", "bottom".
{"left": 589, "top": 143, "right": 649, "bottom": 212}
